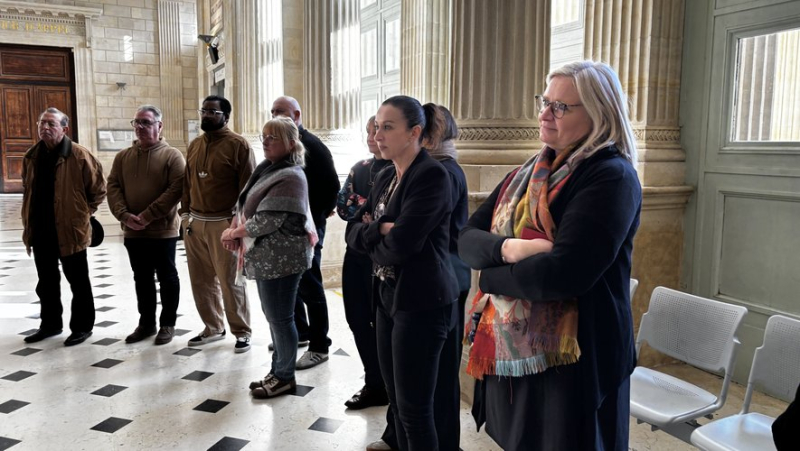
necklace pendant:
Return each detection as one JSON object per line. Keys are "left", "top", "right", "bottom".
{"left": 198, "top": 171, "right": 208, "bottom": 178}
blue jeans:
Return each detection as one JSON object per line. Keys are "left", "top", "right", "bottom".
{"left": 257, "top": 273, "right": 302, "bottom": 381}
{"left": 377, "top": 281, "right": 461, "bottom": 451}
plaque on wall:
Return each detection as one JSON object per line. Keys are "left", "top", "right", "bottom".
{"left": 97, "top": 130, "right": 135, "bottom": 152}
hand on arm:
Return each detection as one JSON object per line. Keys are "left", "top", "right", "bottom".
{"left": 500, "top": 238, "right": 553, "bottom": 264}
{"left": 125, "top": 214, "right": 147, "bottom": 231}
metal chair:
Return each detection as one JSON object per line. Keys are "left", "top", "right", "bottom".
{"left": 630, "top": 286, "right": 748, "bottom": 442}
{"left": 691, "top": 314, "right": 800, "bottom": 451}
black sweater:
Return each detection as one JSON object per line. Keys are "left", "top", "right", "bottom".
{"left": 459, "top": 146, "right": 642, "bottom": 408}
{"left": 299, "top": 126, "right": 340, "bottom": 229}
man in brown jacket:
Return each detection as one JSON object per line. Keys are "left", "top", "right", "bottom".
{"left": 21, "top": 107, "right": 106, "bottom": 346}
{"left": 180, "top": 95, "right": 255, "bottom": 353}
{"left": 107, "top": 105, "right": 185, "bottom": 345}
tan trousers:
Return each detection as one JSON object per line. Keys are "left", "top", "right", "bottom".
{"left": 184, "top": 218, "right": 251, "bottom": 337}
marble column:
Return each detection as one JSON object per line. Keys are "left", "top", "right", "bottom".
{"left": 451, "top": 0, "right": 550, "bottom": 175}
{"left": 584, "top": 0, "right": 694, "bottom": 367}
{"left": 401, "top": 0, "right": 452, "bottom": 106}
{"left": 303, "top": 0, "right": 361, "bottom": 287}
{"left": 222, "top": 0, "right": 284, "bottom": 137}
{"left": 158, "top": 0, "right": 184, "bottom": 146}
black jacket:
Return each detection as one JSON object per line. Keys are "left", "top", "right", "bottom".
{"left": 299, "top": 126, "right": 340, "bottom": 229}
{"left": 459, "top": 146, "right": 642, "bottom": 410}
{"left": 346, "top": 150, "right": 458, "bottom": 315}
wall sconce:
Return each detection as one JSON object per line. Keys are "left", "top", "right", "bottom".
{"left": 198, "top": 34, "right": 220, "bottom": 64}
{"left": 116, "top": 82, "right": 127, "bottom": 90}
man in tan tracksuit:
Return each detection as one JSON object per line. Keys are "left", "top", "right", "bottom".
{"left": 107, "top": 105, "right": 185, "bottom": 346}
{"left": 181, "top": 95, "right": 256, "bottom": 353}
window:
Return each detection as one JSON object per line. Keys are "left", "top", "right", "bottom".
{"left": 732, "top": 28, "right": 800, "bottom": 142}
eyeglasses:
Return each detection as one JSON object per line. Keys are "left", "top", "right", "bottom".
{"left": 198, "top": 108, "right": 224, "bottom": 116}
{"left": 130, "top": 119, "right": 160, "bottom": 127}
{"left": 534, "top": 95, "right": 583, "bottom": 119}
{"left": 37, "top": 120, "right": 62, "bottom": 129}
{"left": 258, "top": 134, "right": 277, "bottom": 143}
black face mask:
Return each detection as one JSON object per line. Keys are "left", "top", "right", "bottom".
{"left": 201, "top": 116, "right": 226, "bottom": 132}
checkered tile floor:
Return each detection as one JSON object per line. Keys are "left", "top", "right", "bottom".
{"left": 0, "top": 194, "right": 498, "bottom": 451}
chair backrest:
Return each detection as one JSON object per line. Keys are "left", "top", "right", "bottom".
{"left": 630, "top": 278, "right": 639, "bottom": 300}
{"left": 636, "top": 286, "right": 748, "bottom": 374}
{"left": 741, "top": 314, "right": 800, "bottom": 412}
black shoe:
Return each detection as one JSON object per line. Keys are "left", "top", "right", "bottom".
{"left": 64, "top": 331, "right": 93, "bottom": 347}
{"left": 24, "top": 329, "right": 62, "bottom": 343}
{"left": 125, "top": 326, "right": 157, "bottom": 343}
{"left": 345, "top": 385, "right": 389, "bottom": 410}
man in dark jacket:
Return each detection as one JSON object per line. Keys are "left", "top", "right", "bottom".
{"left": 271, "top": 96, "right": 340, "bottom": 369}
{"left": 21, "top": 107, "right": 107, "bottom": 346}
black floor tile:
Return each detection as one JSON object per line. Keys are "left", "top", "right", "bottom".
{"left": 193, "top": 399, "right": 229, "bottom": 413}
{"left": 0, "top": 436, "right": 21, "bottom": 450}
{"left": 94, "top": 283, "right": 112, "bottom": 288}
{"left": 91, "top": 384, "right": 128, "bottom": 397}
{"left": 1, "top": 371, "right": 36, "bottom": 382}
{"left": 95, "top": 294, "right": 115, "bottom": 299}
{"left": 0, "top": 399, "right": 29, "bottom": 414}
{"left": 333, "top": 348, "right": 349, "bottom": 356}
{"left": 25, "top": 314, "right": 40, "bottom": 319}
{"left": 182, "top": 371, "right": 214, "bottom": 382}
{"left": 95, "top": 274, "right": 112, "bottom": 279}
{"left": 94, "top": 260, "right": 110, "bottom": 263}
{"left": 91, "top": 359, "right": 123, "bottom": 369}
{"left": 292, "top": 385, "right": 315, "bottom": 397}
{"left": 174, "top": 348, "right": 202, "bottom": 356}
{"left": 18, "top": 329, "right": 37, "bottom": 336}
{"left": 94, "top": 266, "right": 111, "bottom": 270}
{"left": 95, "top": 321, "right": 118, "bottom": 328}
{"left": 11, "top": 348, "right": 41, "bottom": 357}
{"left": 96, "top": 306, "right": 115, "bottom": 312}
{"left": 208, "top": 436, "right": 249, "bottom": 451}
{"left": 308, "top": 417, "right": 344, "bottom": 433}
{"left": 173, "top": 328, "right": 191, "bottom": 336}
{"left": 90, "top": 417, "right": 132, "bottom": 433}
{"left": 93, "top": 338, "right": 120, "bottom": 346}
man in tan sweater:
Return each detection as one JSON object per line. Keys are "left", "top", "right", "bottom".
{"left": 180, "top": 95, "right": 256, "bottom": 353}
{"left": 107, "top": 105, "right": 185, "bottom": 345}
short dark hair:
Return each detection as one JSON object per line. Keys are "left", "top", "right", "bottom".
{"left": 203, "top": 95, "right": 232, "bottom": 118}
{"left": 39, "top": 107, "right": 69, "bottom": 127}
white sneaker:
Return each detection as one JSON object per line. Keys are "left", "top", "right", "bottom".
{"left": 187, "top": 330, "right": 226, "bottom": 346}
{"left": 296, "top": 350, "right": 329, "bottom": 370}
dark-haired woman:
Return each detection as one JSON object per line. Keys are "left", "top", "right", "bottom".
{"left": 346, "top": 96, "right": 460, "bottom": 451}
{"left": 336, "top": 116, "right": 392, "bottom": 410}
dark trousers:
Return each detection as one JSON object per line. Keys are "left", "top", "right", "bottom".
{"left": 341, "top": 250, "right": 383, "bottom": 389}
{"left": 376, "top": 282, "right": 461, "bottom": 451}
{"left": 32, "top": 246, "right": 95, "bottom": 333}
{"left": 293, "top": 226, "right": 331, "bottom": 353}
{"left": 124, "top": 237, "right": 180, "bottom": 328}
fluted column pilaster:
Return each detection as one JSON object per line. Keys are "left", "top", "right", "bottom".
{"left": 451, "top": 0, "right": 551, "bottom": 166}
{"left": 157, "top": 0, "right": 184, "bottom": 146}
{"left": 303, "top": 0, "right": 360, "bottom": 139}
{"left": 584, "top": 0, "right": 686, "bottom": 186}
{"left": 223, "top": 0, "right": 284, "bottom": 137}
{"left": 584, "top": 0, "right": 692, "bottom": 368}
{"left": 401, "top": 0, "right": 452, "bottom": 106}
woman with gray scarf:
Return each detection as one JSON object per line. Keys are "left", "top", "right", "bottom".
{"left": 221, "top": 116, "right": 317, "bottom": 399}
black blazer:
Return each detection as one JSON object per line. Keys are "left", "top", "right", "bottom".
{"left": 346, "top": 149, "right": 458, "bottom": 315}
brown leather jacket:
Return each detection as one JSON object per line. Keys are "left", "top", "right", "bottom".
{"left": 21, "top": 137, "right": 107, "bottom": 256}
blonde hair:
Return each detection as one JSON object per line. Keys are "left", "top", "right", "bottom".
{"left": 547, "top": 61, "right": 637, "bottom": 166}
{"left": 263, "top": 116, "right": 306, "bottom": 167}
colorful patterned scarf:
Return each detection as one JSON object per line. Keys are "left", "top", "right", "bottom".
{"left": 465, "top": 145, "right": 586, "bottom": 379}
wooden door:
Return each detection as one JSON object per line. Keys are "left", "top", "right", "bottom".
{"left": 0, "top": 44, "right": 75, "bottom": 193}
